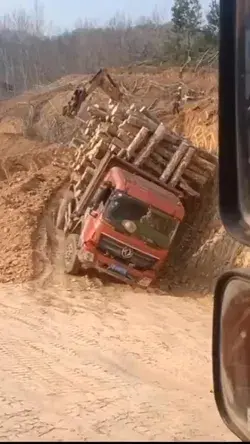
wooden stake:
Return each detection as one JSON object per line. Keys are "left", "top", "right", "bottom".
{"left": 170, "top": 147, "right": 196, "bottom": 187}
{"left": 126, "top": 127, "right": 150, "bottom": 160}
{"left": 160, "top": 141, "right": 188, "bottom": 183}
{"left": 134, "top": 123, "right": 166, "bottom": 167}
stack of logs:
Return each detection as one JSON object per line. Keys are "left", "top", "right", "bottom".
{"left": 68, "top": 100, "right": 217, "bottom": 199}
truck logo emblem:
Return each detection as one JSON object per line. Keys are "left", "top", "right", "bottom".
{"left": 121, "top": 247, "right": 133, "bottom": 259}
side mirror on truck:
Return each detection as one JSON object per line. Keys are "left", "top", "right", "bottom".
{"left": 213, "top": 269, "right": 250, "bottom": 442}
{"left": 214, "top": 0, "right": 250, "bottom": 441}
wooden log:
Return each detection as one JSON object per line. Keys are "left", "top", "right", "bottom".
{"left": 183, "top": 167, "right": 207, "bottom": 186}
{"left": 162, "top": 131, "right": 217, "bottom": 166}
{"left": 75, "top": 179, "right": 84, "bottom": 192}
{"left": 179, "top": 179, "right": 199, "bottom": 197}
{"left": 84, "top": 127, "right": 94, "bottom": 137}
{"left": 87, "top": 105, "right": 107, "bottom": 120}
{"left": 194, "top": 147, "right": 217, "bottom": 164}
{"left": 108, "top": 123, "right": 119, "bottom": 137}
{"left": 87, "top": 139, "right": 109, "bottom": 161}
{"left": 69, "top": 137, "right": 86, "bottom": 149}
{"left": 109, "top": 143, "right": 120, "bottom": 154}
{"left": 156, "top": 143, "right": 215, "bottom": 176}
{"left": 125, "top": 103, "right": 137, "bottom": 116}
{"left": 134, "top": 123, "right": 166, "bottom": 167}
{"left": 152, "top": 129, "right": 217, "bottom": 172}
{"left": 119, "top": 120, "right": 140, "bottom": 136}
{"left": 111, "top": 103, "right": 126, "bottom": 119}
{"left": 161, "top": 130, "right": 179, "bottom": 145}
{"left": 94, "top": 103, "right": 107, "bottom": 112}
{"left": 170, "top": 147, "right": 196, "bottom": 187}
{"left": 108, "top": 101, "right": 116, "bottom": 112}
{"left": 110, "top": 116, "right": 123, "bottom": 127}
{"left": 144, "top": 159, "right": 162, "bottom": 175}
{"left": 98, "top": 122, "right": 118, "bottom": 137}
{"left": 88, "top": 118, "right": 98, "bottom": 128}
{"left": 151, "top": 151, "right": 170, "bottom": 165}
{"left": 74, "top": 188, "right": 82, "bottom": 199}
{"left": 91, "top": 158, "right": 101, "bottom": 168}
{"left": 117, "top": 148, "right": 126, "bottom": 158}
{"left": 74, "top": 155, "right": 91, "bottom": 173}
{"left": 111, "top": 137, "right": 127, "bottom": 151}
{"left": 75, "top": 149, "right": 82, "bottom": 163}
{"left": 96, "top": 125, "right": 113, "bottom": 139}
{"left": 90, "top": 132, "right": 111, "bottom": 147}
{"left": 153, "top": 147, "right": 172, "bottom": 162}
{"left": 70, "top": 171, "right": 81, "bottom": 183}
{"left": 192, "top": 152, "right": 217, "bottom": 173}
{"left": 140, "top": 106, "right": 160, "bottom": 124}
{"left": 74, "top": 130, "right": 89, "bottom": 143}
{"left": 75, "top": 163, "right": 87, "bottom": 174}
{"left": 117, "top": 129, "right": 133, "bottom": 145}
{"left": 127, "top": 113, "right": 157, "bottom": 132}
{"left": 126, "top": 127, "right": 150, "bottom": 160}
{"left": 80, "top": 166, "right": 95, "bottom": 185}
{"left": 160, "top": 141, "right": 189, "bottom": 183}
{"left": 150, "top": 151, "right": 208, "bottom": 186}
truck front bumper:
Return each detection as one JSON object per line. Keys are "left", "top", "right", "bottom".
{"left": 79, "top": 248, "right": 156, "bottom": 287}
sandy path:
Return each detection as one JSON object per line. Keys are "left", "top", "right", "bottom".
{"left": 0, "top": 277, "right": 236, "bottom": 442}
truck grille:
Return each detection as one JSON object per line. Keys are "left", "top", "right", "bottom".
{"left": 98, "top": 234, "right": 158, "bottom": 271}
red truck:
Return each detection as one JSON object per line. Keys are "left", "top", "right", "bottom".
{"left": 59, "top": 154, "right": 185, "bottom": 288}
{"left": 58, "top": 95, "right": 216, "bottom": 288}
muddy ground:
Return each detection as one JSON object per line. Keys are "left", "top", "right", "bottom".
{"left": 0, "top": 67, "right": 240, "bottom": 440}
{"left": 0, "top": 230, "right": 236, "bottom": 441}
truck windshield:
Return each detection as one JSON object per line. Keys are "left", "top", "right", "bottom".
{"left": 104, "top": 191, "right": 180, "bottom": 249}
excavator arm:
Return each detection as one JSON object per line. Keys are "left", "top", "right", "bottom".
{"left": 62, "top": 68, "right": 123, "bottom": 118}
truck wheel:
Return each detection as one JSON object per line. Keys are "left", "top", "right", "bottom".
{"left": 56, "top": 191, "right": 73, "bottom": 230}
{"left": 64, "top": 234, "right": 81, "bottom": 275}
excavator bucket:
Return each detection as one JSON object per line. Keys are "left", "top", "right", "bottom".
{"left": 62, "top": 68, "right": 123, "bottom": 118}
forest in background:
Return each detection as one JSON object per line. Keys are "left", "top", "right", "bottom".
{"left": 0, "top": 0, "right": 219, "bottom": 96}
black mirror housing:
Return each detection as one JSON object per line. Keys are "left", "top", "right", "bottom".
{"left": 213, "top": 268, "right": 250, "bottom": 442}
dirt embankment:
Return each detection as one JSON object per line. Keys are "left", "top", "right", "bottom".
{"left": 0, "top": 134, "right": 72, "bottom": 283}
{"left": 0, "top": 67, "right": 244, "bottom": 292}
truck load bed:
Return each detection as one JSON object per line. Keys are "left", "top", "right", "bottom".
{"left": 67, "top": 100, "right": 217, "bottom": 221}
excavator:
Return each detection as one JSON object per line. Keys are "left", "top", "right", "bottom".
{"left": 62, "top": 68, "right": 123, "bottom": 118}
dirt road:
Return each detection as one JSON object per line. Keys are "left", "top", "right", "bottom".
{"left": 0, "top": 273, "right": 236, "bottom": 441}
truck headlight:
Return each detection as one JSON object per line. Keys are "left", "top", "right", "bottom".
{"left": 138, "top": 277, "right": 152, "bottom": 287}
{"left": 82, "top": 251, "right": 94, "bottom": 262}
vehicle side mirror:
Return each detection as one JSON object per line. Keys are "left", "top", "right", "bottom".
{"left": 213, "top": 268, "right": 250, "bottom": 442}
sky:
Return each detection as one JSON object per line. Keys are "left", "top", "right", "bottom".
{"left": 0, "top": 0, "right": 211, "bottom": 31}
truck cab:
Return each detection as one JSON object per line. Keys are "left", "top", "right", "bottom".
{"left": 64, "top": 166, "right": 185, "bottom": 288}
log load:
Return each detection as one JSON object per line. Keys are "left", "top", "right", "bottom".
{"left": 68, "top": 101, "right": 217, "bottom": 200}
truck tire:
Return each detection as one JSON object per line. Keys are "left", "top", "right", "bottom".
{"left": 64, "top": 234, "right": 81, "bottom": 275}
{"left": 56, "top": 191, "right": 74, "bottom": 230}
